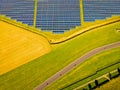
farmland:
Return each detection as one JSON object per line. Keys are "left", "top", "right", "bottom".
{"left": 0, "top": 20, "right": 120, "bottom": 90}
{"left": 0, "top": 0, "right": 120, "bottom": 89}
{"left": 0, "top": 21, "right": 51, "bottom": 75}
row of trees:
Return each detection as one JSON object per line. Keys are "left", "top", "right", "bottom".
{"left": 83, "top": 68, "right": 120, "bottom": 90}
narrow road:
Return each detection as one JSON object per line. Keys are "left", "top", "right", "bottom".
{"left": 34, "top": 41, "right": 120, "bottom": 90}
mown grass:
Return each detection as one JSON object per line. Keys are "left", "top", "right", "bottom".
{"left": 97, "top": 77, "right": 120, "bottom": 90}
{"left": 46, "top": 47, "right": 120, "bottom": 90}
{"left": 0, "top": 21, "right": 120, "bottom": 90}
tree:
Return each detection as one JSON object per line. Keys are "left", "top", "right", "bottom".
{"left": 95, "top": 80, "right": 99, "bottom": 87}
{"left": 117, "top": 68, "right": 120, "bottom": 74}
{"left": 88, "top": 83, "right": 92, "bottom": 90}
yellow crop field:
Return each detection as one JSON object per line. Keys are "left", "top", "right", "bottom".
{"left": 0, "top": 21, "right": 51, "bottom": 75}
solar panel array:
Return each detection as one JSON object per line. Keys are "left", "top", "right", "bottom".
{"left": 0, "top": 0, "right": 81, "bottom": 33}
{"left": 0, "top": 0, "right": 34, "bottom": 26}
{"left": 83, "top": 0, "right": 120, "bottom": 22}
{"left": 0, "top": 0, "right": 120, "bottom": 33}
{"left": 36, "top": 0, "right": 81, "bottom": 33}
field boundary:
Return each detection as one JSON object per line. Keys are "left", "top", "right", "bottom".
{"left": 0, "top": 15, "right": 120, "bottom": 44}
{"left": 0, "top": 15, "right": 49, "bottom": 42}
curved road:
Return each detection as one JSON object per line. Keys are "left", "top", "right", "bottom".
{"left": 34, "top": 41, "right": 120, "bottom": 90}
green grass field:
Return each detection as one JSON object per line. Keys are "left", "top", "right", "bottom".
{"left": 46, "top": 46, "right": 120, "bottom": 90}
{"left": 0, "top": 20, "right": 120, "bottom": 90}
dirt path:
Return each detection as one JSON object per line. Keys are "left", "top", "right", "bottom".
{"left": 34, "top": 41, "right": 120, "bottom": 90}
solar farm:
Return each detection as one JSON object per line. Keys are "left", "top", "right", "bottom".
{"left": 0, "top": 0, "right": 120, "bottom": 90}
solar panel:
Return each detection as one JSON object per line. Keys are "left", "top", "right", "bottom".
{"left": 36, "top": 0, "right": 81, "bottom": 33}
{"left": 83, "top": 0, "right": 120, "bottom": 22}
{"left": 0, "top": 0, "right": 120, "bottom": 33}
{"left": 0, "top": 0, "right": 34, "bottom": 26}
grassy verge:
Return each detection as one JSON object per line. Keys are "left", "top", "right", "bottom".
{"left": 46, "top": 47, "right": 120, "bottom": 90}
{"left": 0, "top": 21, "right": 120, "bottom": 90}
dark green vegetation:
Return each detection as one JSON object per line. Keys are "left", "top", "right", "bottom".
{"left": 0, "top": 21, "right": 120, "bottom": 90}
